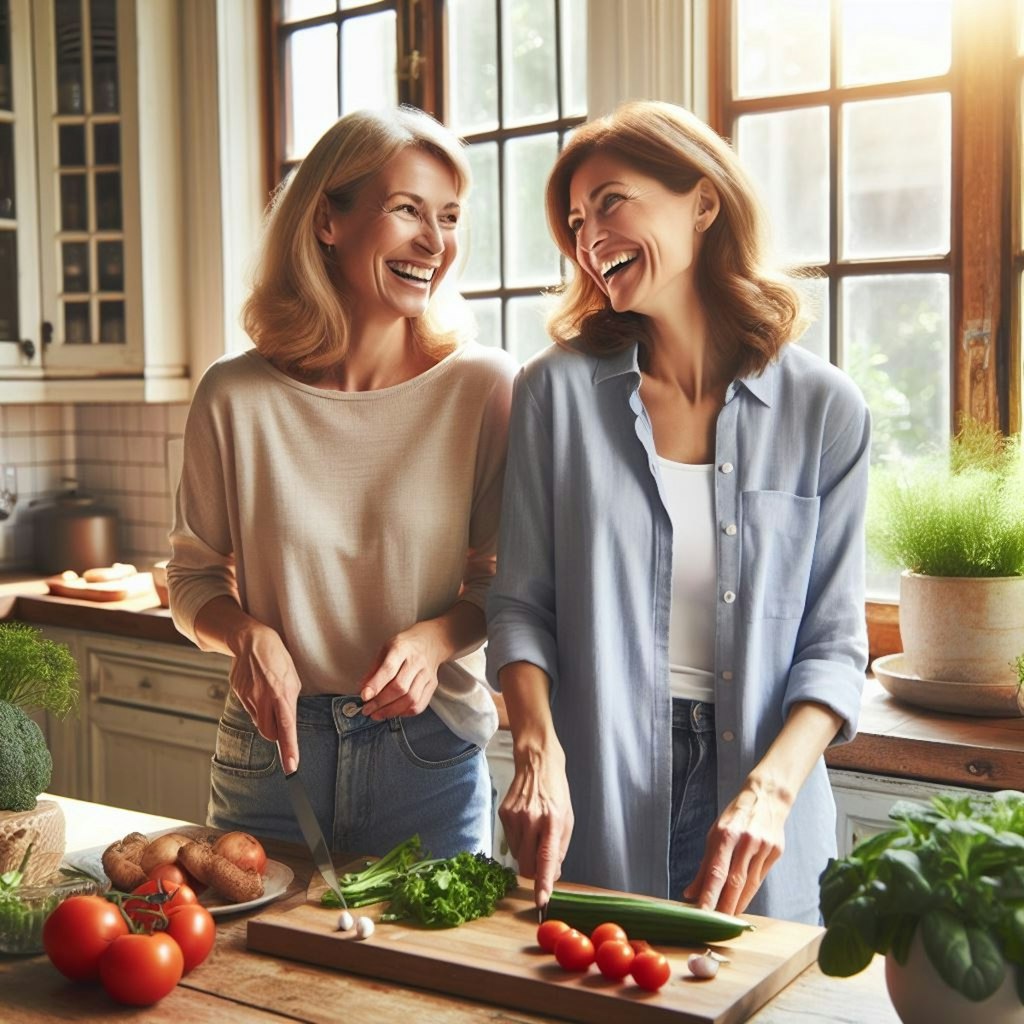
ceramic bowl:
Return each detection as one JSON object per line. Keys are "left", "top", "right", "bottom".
{"left": 872, "top": 653, "right": 1022, "bottom": 717}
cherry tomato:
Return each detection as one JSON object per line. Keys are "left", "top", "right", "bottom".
{"left": 631, "top": 949, "right": 672, "bottom": 991}
{"left": 536, "top": 918, "right": 572, "bottom": 952}
{"left": 166, "top": 904, "right": 216, "bottom": 974}
{"left": 554, "top": 929, "right": 595, "bottom": 972}
{"left": 99, "top": 932, "right": 184, "bottom": 1006}
{"left": 595, "top": 938, "right": 636, "bottom": 980}
{"left": 212, "top": 831, "right": 267, "bottom": 874}
{"left": 590, "top": 922, "right": 628, "bottom": 948}
{"left": 43, "top": 894, "right": 129, "bottom": 981}
{"left": 147, "top": 861, "right": 205, "bottom": 895}
{"left": 124, "top": 879, "right": 197, "bottom": 931}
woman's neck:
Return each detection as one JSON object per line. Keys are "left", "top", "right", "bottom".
{"left": 644, "top": 304, "right": 731, "bottom": 404}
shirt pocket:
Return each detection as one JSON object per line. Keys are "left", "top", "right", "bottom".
{"left": 740, "top": 490, "right": 821, "bottom": 621}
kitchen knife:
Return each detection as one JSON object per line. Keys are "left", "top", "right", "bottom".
{"left": 279, "top": 753, "right": 347, "bottom": 908}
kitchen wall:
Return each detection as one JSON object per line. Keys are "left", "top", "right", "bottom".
{"left": 0, "top": 401, "right": 189, "bottom": 573}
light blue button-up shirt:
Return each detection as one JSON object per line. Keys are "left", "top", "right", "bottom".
{"left": 486, "top": 340, "right": 869, "bottom": 923}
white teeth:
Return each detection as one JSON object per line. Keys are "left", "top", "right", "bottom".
{"left": 388, "top": 262, "right": 435, "bottom": 282}
{"left": 600, "top": 251, "right": 639, "bottom": 277}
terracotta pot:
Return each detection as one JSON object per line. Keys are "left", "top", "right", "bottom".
{"left": 885, "top": 933, "right": 1022, "bottom": 1024}
{"left": 899, "top": 572, "right": 1024, "bottom": 686}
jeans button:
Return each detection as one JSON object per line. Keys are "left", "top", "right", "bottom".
{"left": 342, "top": 701, "right": 361, "bottom": 718}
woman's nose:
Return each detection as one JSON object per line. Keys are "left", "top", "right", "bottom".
{"left": 576, "top": 219, "right": 605, "bottom": 254}
{"left": 417, "top": 219, "right": 444, "bottom": 256}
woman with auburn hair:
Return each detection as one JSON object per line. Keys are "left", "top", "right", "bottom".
{"left": 487, "top": 100, "right": 869, "bottom": 923}
{"left": 168, "top": 107, "right": 515, "bottom": 859}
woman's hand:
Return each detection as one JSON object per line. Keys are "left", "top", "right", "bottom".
{"left": 227, "top": 622, "right": 303, "bottom": 774}
{"left": 359, "top": 621, "right": 445, "bottom": 719}
{"left": 683, "top": 778, "right": 789, "bottom": 915}
{"left": 499, "top": 742, "right": 574, "bottom": 909}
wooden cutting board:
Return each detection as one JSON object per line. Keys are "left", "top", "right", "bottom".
{"left": 45, "top": 571, "right": 154, "bottom": 602}
{"left": 247, "top": 878, "right": 823, "bottom": 1024}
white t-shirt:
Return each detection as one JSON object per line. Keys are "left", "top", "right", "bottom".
{"left": 657, "top": 457, "right": 717, "bottom": 702}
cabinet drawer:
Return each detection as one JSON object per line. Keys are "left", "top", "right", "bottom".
{"left": 88, "top": 650, "right": 229, "bottom": 722}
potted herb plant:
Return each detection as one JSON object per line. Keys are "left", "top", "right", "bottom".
{"left": 818, "top": 790, "right": 1024, "bottom": 1024}
{"left": 869, "top": 418, "right": 1024, "bottom": 692}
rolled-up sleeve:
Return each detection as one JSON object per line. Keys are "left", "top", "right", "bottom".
{"left": 485, "top": 370, "right": 560, "bottom": 693}
{"left": 166, "top": 374, "right": 239, "bottom": 648}
{"left": 782, "top": 389, "right": 871, "bottom": 743}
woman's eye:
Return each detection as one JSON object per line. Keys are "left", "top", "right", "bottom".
{"left": 393, "top": 203, "right": 420, "bottom": 217}
{"left": 441, "top": 214, "right": 459, "bottom": 228}
{"left": 569, "top": 219, "right": 583, "bottom": 235}
{"left": 602, "top": 192, "right": 624, "bottom": 211}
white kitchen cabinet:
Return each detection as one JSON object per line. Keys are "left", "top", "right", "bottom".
{"left": 0, "top": 0, "right": 188, "bottom": 402}
{"left": 81, "top": 633, "right": 229, "bottom": 822}
{"left": 829, "top": 768, "right": 979, "bottom": 858}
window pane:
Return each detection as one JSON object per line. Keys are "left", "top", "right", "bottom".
{"left": 447, "top": 0, "right": 498, "bottom": 133}
{"left": 340, "top": 0, "right": 377, "bottom": 8}
{"left": 283, "top": 0, "right": 335, "bottom": 21}
{"left": 840, "top": 0, "right": 952, "bottom": 87}
{"left": 736, "top": 107, "right": 829, "bottom": 264}
{"left": 0, "top": 231, "right": 17, "bottom": 338}
{"left": 0, "top": 121, "right": 13, "bottom": 218}
{"left": 507, "top": 294, "right": 552, "bottom": 363}
{"left": 502, "top": 0, "right": 557, "bottom": 127}
{"left": 462, "top": 142, "right": 500, "bottom": 290}
{"left": 90, "top": 0, "right": 118, "bottom": 113}
{"left": 0, "top": 0, "right": 11, "bottom": 111}
{"left": 560, "top": 0, "right": 587, "bottom": 117}
{"left": 285, "top": 24, "right": 338, "bottom": 159}
{"left": 97, "top": 239, "right": 122, "bottom": 290}
{"left": 841, "top": 273, "right": 950, "bottom": 464}
{"left": 842, "top": 93, "right": 951, "bottom": 259}
{"left": 504, "top": 133, "right": 559, "bottom": 286}
{"left": 735, "top": 0, "right": 829, "bottom": 98}
{"left": 55, "top": 0, "right": 84, "bottom": 114}
{"left": 94, "top": 169, "right": 121, "bottom": 229}
{"left": 64, "top": 300, "right": 90, "bottom": 343}
{"left": 62, "top": 240, "right": 89, "bottom": 292}
{"left": 60, "top": 173, "right": 87, "bottom": 231}
{"left": 341, "top": 12, "right": 396, "bottom": 113}
{"left": 93, "top": 121, "right": 119, "bottom": 164}
{"left": 99, "top": 298, "right": 124, "bottom": 342}
{"left": 468, "top": 297, "right": 501, "bottom": 348}
{"left": 795, "top": 276, "right": 829, "bottom": 361}
{"left": 59, "top": 123, "right": 85, "bottom": 166}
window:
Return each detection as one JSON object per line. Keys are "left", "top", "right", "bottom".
{"left": 265, "top": 0, "right": 587, "bottom": 360}
{"left": 714, "top": 0, "right": 1021, "bottom": 456}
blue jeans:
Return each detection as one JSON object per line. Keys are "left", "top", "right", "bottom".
{"left": 668, "top": 698, "right": 718, "bottom": 899}
{"left": 208, "top": 691, "right": 492, "bottom": 859}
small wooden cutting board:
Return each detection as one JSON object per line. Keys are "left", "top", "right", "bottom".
{"left": 45, "top": 571, "right": 154, "bottom": 602}
{"left": 247, "top": 878, "right": 823, "bottom": 1024}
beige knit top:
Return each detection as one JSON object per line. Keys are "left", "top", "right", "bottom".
{"left": 167, "top": 342, "right": 516, "bottom": 748}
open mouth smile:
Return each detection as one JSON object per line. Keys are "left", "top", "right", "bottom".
{"left": 387, "top": 261, "right": 437, "bottom": 284}
{"left": 600, "top": 251, "right": 639, "bottom": 281}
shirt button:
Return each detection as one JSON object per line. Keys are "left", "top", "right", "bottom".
{"left": 722, "top": 730, "right": 735, "bottom": 742}
{"left": 342, "top": 702, "right": 361, "bottom": 718}
{"left": 721, "top": 670, "right": 734, "bottom": 681}
{"left": 723, "top": 523, "right": 737, "bottom": 536}
{"left": 719, "top": 462, "right": 734, "bottom": 474}
{"left": 722, "top": 590, "right": 736, "bottom": 604}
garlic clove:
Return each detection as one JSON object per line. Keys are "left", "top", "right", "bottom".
{"left": 687, "top": 953, "right": 720, "bottom": 979}
{"left": 337, "top": 910, "right": 354, "bottom": 932}
{"left": 355, "top": 916, "right": 375, "bottom": 940}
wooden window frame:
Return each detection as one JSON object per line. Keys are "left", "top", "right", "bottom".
{"left": 710, "top": 3, "right": 1021, "bottom": 662}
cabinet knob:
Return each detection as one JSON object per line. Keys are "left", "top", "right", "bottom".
{"left": 19, "top": 339, "right": 35, "bottom": 358}
{"left": 207, "top": 684, "right": 227, "bottom": 702}
{"left": 137, "top": 677, "right": 153, "bottom": 690}
{"left": 42, "top": 321, "right": 53, "bottom": 345}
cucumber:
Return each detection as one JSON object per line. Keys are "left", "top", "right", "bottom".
{"left": 544, "top": 889, "right": 754, "bottom": 945}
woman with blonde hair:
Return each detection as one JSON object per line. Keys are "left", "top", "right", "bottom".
{"left": 169, "top": 106, "right": 515, "bottom": 859}
{"left": 487, "top": 101, "right": 869, "bottom": 923}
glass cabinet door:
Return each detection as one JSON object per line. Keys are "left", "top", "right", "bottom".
{"left": 34, "top": 0, "right": 138, "bottom": 373}
{"left": 0, "top": 0, "right": 42, "bottom": 371}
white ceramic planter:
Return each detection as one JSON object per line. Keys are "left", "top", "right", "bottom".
{"left": 885, "top": 933, "right": 1023, "bottom": 1024}
{"left": 899, "top": 572, "right": 1024, "bottom": 686}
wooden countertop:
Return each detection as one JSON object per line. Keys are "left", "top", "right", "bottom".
{"left": 3, "top": 574, "right": 1023, "bottom": 785}
{"left": 0, "top": 795, "right": 899, "bottom": 1023}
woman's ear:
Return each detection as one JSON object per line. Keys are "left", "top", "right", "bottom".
{"left": 695, "top": 178, "right": 721, "bottom": 232}
{"left": 314, "top": 195, "right": 335, "bottom": 246}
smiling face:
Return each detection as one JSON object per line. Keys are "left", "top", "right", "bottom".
{"left": 567, "top": 152, "right": 716, "bottom": 321}
{"left": 317, "top": 147, "right": 462, "bottom": 326}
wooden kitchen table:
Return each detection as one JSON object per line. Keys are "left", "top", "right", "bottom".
{"left": 0, "top": 796, "right": 899, "bottom": 1023}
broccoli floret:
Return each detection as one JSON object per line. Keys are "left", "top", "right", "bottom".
{"left": 0, "top": 701, "right": 52, "bottom": 812}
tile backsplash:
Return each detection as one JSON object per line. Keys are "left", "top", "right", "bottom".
{"left": 0, "top": 402, "right": 189, "bottom": 572}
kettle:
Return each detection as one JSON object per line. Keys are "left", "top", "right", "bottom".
{"left": 30, "top": 489, "right": 120, "bottom": 575}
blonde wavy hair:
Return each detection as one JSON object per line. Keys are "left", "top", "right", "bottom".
{"left": 242, "top": 107, "right": 472, "bottom": 377}
{"left": 545, "top": 101, "right": 808, "bottom": 376}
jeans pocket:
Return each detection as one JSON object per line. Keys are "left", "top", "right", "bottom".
{"left": 389, "top": 708, "right": 480, "bottom": 770}
{"left": 740, "top": 490, "right": 821, "bottom": 621}
{"left": 211, "top": 719, "right": 279, "bottom": 778}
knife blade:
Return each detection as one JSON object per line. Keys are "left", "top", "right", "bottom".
{"left": 279, "top": 758, "right": 347, "bottom": 909}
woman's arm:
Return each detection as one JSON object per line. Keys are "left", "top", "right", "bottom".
{"left": 498, "top": 661, "right": 573, "bottom": 909}
{"left": 684, "top": 700, "right": 843, "bottom": 914}
{"left": 192, "top": 595, "right": 304, "bottom": 775}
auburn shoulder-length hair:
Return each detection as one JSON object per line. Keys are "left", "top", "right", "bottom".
{"left": 545, "top": 101, "right": 807, "bottom": 376}
{"left": 242, "top": 106, "right": 472, "bottom": 377}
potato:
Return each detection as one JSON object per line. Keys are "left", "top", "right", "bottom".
{"left": 139, "top": 832, "right": 194, "bottom": 875}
